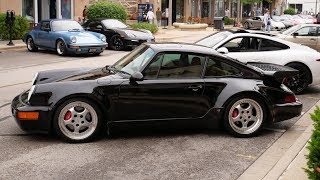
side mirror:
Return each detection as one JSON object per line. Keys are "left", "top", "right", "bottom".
{"left": 292, "top": 32, "right": 298, "bottom": 37}
{"left": 217, "top": 47, "right": 229, "bottom": 54}
{"left": 130, "top": 72, "right": 144, "bottom": 82}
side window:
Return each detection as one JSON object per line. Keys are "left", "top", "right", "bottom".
{"left": 40, "top": 22, "right": 50, "bottom": 31}
{"left": 295, "top": 27, "right": 317, "bottom": 36}
{"left": 144, "top": 53, "right": 205, "bottom": 79}
{"left": 259, "top": 39, "right": 289, "bottom": 51}
{"left": 205, "top": 57, "right": 241, "bottom": 77}
{"left": 222, "top": 37, "right": 259, "bottom": 52}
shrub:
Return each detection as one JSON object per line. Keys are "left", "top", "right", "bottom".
{"left": 305, "top": 106, "right": 320, "bottom": 180}
{"left": 0, "top": 13, "right": 29, "bottom": 40}
{"left": 87, "top": 2, "right": 127, "bottom": 22}
{"left": 224, "top": 17, "right": 234, "bottom": 25}
{"left": 130, "top": 23, "right": 158, "bottom": 34}
{"left": 284, "top": 8, "right": 296, "bottom": 15}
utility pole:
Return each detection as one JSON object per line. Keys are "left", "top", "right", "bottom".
{"left": 168, "top": 0, "right": 173, "bottom": 29}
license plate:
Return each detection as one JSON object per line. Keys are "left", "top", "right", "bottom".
{"left": 89, "top": 48, "right": 97, "bottom": 53}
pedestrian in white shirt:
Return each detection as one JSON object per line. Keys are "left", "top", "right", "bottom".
{"left": 146, "top": 8, "right": 155, "bottom": 24}
{"left": 263, "top": 10, "right": 271, "bottom": 33}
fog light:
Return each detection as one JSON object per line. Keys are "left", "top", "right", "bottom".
{"left": 70, "top": 46, "right": 79, "bottom": 49}
{"left": 18, "top": 112, "right": 39, "bottom": 120}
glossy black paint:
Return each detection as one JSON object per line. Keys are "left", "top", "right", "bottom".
{"left": 11, "top": 43, "right": 302, "bottom": 134}
{"left": 82, "top": 19, "right": 155, "bottom": 49}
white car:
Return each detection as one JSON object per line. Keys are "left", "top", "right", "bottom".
{"left": 196, "top": 31, "right": 320, "bottom": 93}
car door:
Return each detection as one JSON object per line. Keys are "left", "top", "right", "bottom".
{"left": 216, "top": 36, "right": 263, "bottom": 63}
{"left": 255, "top": 38, "right": 291, "bottom": 64}
{"left": 36, "top": 21, "right": 51, "bottom": 48}
{"left": 116, "top": 52, "right": 207, "bottom": 121}
{"left": 285, "top": 26, "right": 318, "bottom": 50}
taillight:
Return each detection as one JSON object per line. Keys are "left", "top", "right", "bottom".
{"left": 284, "top": 95, "right": 296, "bottom": 103}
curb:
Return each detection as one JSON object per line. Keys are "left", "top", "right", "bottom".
{"left": 237, "top": 100, "right": 319, "bottom": 180}
{"left": 0, "top": 44, "right": 25, "bottom": 51}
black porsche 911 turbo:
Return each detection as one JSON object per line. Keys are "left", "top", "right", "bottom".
{"left": 82, "top": 19, "right": 155, "bottom": 51}
{"left": 12, "top": 43, "right": 302, "bottom": 142}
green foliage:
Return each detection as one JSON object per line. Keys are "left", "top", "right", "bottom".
{"left": 87, "top": 1, "right": 127, "bottom": 22}
{"left": 0, "top": 13, "right": 29, "bottom": 40}
{"left": 240, "top": 0, "right": 272, "bottom": 5}
{"left": 305, "top": 106, "right": 320, "bottom": 180}
{"left": 130, "top": 23, "right": 158, "bottom": 34}
{"left": 224, "top": 17, "right": 234, "bottom": 25}
{"left": 284, "top": 8, "right": 296, "bottom": 15}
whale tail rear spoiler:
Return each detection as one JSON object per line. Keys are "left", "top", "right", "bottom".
{"left": 248, "top": 62, "right": 299, "bottom": 86}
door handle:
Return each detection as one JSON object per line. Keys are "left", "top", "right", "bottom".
{"left": 310, "top": 38, "right": 316, "bottom": 41}
{"left": 188, "top": 85, "right": 203, "bottom": 91}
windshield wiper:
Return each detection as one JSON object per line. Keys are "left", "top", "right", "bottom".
{"left": 107, "top": 66, "right": 131, "bottom": 76}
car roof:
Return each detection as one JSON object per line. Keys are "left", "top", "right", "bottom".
{"left": 146, "top": 42, "right": 219, "bottom": 55}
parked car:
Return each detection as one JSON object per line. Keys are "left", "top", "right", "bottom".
{"left": 272, "top": 15, "right": 294, "bottom": 28}
{"left": 11, "top": 43, "right": 302, "bottom": 142}
{"left": 82, "top": 19, "right": 155, "bottom": 51}
{"left": 242, "top": 16, "right": 285, "bottom": 31}
{"left": 23, "top": 19, "right": 107, "bottom": 56}
{"left": 292, "top": 15, "right": 307, "bottom": 24}
{"left": 280, "top": 15, "right": 300, "bottom": 26}
{"left": 277, "top": 24, "right": 320, "bottom": 51}
{"left": 196, "top": 31, "right": 320, "bottom": 93}
{"left": 298, "top": 14, "right": 315, "bottom": 24}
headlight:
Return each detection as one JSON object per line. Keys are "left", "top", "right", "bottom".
{"left": 125, "top": 32, "right": 135, "bottom": 38}
{"left": 71, "top": 36, "right": 77, "bottom": 43}
{"left": 101, "top": 35, "right": 106, "bottom": 42}
{"left": 31, "top": 72, "right": 38, "bottom": 86}
{"left": 27, "top": 85, "right": 36, "bottom": 102}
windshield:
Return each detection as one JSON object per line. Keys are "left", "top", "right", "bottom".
{"left": 281, "top": 24, "right": 302, "bottom": 35}
{"left": 52, "top": 20, "right": 83, "bottom": 31}
{"left": 111, "top": 45, "right": 155, "bottom": 75}
{"left": 102, "top": 19, "right": 128, "bottom": 29}
{"left": 196, "top": 31, "right": 231, "bottom": 47}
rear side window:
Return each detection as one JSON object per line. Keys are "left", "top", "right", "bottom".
{"left": 259, "top": 39, "right": 289, "bottom": 51}
{"left": 205, "top": 57, "right": 242, "bottom": 77}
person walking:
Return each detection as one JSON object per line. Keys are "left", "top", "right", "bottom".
{"left": 256, "top": 8, "right": 261, "bottom": 16}
{"left": 82, "top": 5, "right": 87, "bottom": 21}
{"left": 156, "top": 8, "right": 162, "bottom": 27}
{"left": 264, "top": 10, "right": 271, "bottom": 33}
{"left": 316, "top": 12, "right": 320, "bottom": 24}
{"left": 146, "top": 8, "right": 155, "bottom": 24}
{"left": 225, "top": 8, "right": 230, "bottom": 17}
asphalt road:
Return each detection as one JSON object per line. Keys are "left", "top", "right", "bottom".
{"left": 0, "top": 40, "right": 319, "bottom": 179}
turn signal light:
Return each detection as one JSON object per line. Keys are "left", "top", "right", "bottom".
{"left": 18, "top": 112, "right": 39, "bottom": 120}
{"left": 284, "top": 95, "right": 296, "bottom": 103}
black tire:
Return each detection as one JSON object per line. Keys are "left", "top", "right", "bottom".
{"left": 26, "top": 37, "right": 38, "bottom": 52}
{"left": 56, "top": 40, "right": 67, "bottom": 56}
{"left": 284, "top": 63, "right": 311, "bottom": 94}
{"left": 110, "top": 35, "right": 124, "bottom": 51}
{"left": 243, "top": 22, "right": 249, "bottom": 29}
{"left": 223, "top": 95, "right": 267, "bottom": 138}
{"left": 53, "top": 98, "right": 104, "bottom": 143}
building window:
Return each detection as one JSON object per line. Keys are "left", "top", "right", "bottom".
{"left": 22, "top": 0, "right": 35, "bottom": 22}
{"left": 61, "top": 0, "right": 72, "bottom": 19}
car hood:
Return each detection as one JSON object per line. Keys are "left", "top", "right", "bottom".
{"left": 56, "top": 30, "right": 102, "bottom": 43}
{"left": 116, "top": 28, "right": 154, "bottom": 39}
{"left": 33, "top": 67, "right": 116, "bottom": 85}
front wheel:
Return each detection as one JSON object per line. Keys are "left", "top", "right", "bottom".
{"left": 56, "top": 40, "right": 67, "bottom": 56}
{"left": 53, "top": 98, "right": 103, "bottom": 143}
{"left": 26, "top": 37, "right": 38, "bottom": 52}
{"left": 110, "top": 35, "right": 124, "bottom": 51}
{"left": 243, "top": 22, "right": 249, "bottom": 29}
{"left": 224, "top": 96, "right": 266, "bottom": 137}
{"left": 284, "top": 63, "right": 311, "bottom": 94}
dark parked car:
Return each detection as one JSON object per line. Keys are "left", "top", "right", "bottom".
{"left": 12, "top": 43, "right": 302, "bottom": 142}
{"left": 82, "top": 19, "right": 155, "bottom": 51}
{"left": 23, "top": 19, "right": 107, "bottom": 56}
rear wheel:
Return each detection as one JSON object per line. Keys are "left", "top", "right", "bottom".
{"left": 243, "top": 22, "right": 249, "bottom": 29}
{"left": 284, "top": 63, "right": 311, "bottom": 94}
{"left": 110, "top": 35, "right": 124, "bottom": 51}
{"left": 53, "top": 98, "right": 103, "bottom": 143}
{"left": 26, "top": 37, "right": 38, "bottom": 52}
{"left": 56, "top": 40, "right": 67, "bottom": 56}
{"left": 224, "top": 96, "right": 266, "bottom": 137}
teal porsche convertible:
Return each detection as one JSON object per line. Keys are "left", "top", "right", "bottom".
{"left": 23, "top": 19, "right": 108, "bottom": 56}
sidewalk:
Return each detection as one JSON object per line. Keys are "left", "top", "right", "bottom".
{"left": 0, "top": 39, "right": 25, "bottom": 51}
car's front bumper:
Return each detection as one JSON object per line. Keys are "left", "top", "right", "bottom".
{"left": 124, "top": 38, "right": 155, "bottom": 48}
{"left": 11, "top": 92, "right": 51, "bottom": 133}
{"left": 272, "top": 101, "right": 302, "bottom": 122}
{"left": 67, "top": 43, "right": 107, "bottom": 54}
